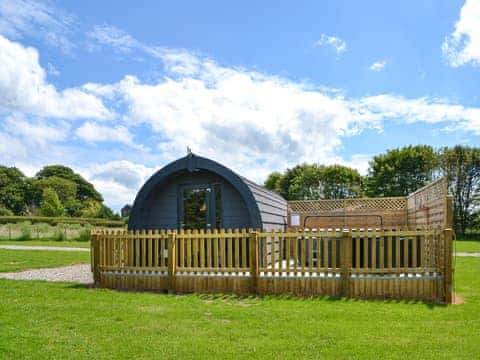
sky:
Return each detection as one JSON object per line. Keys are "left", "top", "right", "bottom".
{"left": 0, "top": 0, "right": 479, "bottom": 211}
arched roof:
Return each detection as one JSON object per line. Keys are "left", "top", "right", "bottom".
{"left": 128, "top": 153, "right": 265, "bottom": 229}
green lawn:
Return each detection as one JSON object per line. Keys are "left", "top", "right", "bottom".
{"left": 0, "top": 255, "right": 479, "bottom": 359}
{"left": 455, "top": 239, "right": 480, "bottom": 253}
{"left": 0, "top": 249, "right": 90, "bottom": 272}
{"left": 0, "top": 239, "right": 90, "bottom": 248}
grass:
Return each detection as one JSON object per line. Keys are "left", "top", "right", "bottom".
{"left": 0, "top": 249, "right": 90, "bottom": 272}
{"left": 455, "top": 239, "right": 480, "bottom": 253}
{"left": 0, "top": 255, "right": 479, "bottom": 359}
{"left": 0, "top": 239, "right": 90, "bottom": 248}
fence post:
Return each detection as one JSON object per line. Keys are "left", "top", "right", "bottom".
{"left": 445, "top": 195, "right": 454, "bottom": 230}
{"left": 341, "top": 230, "right": 351, "bottom": 298}
{"left": 91, "top": 232, "right": 101, "bottom": 285}
{"left": 168, "top": 231, "right": 177, "bottom": 294}
{"left": 250, "top": 231, "right": 259, "bottom": 295}
{"left": 444, "top": 228, "right": 454, "bottom": 304}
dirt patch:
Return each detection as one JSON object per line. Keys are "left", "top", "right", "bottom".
{"left": 453, "top": 294, "right": 464, "bottom": 305}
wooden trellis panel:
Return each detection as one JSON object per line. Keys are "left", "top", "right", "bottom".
{"left": 407, "top": 177, "right": 450, "bottom": 228}
{"left": 288, "top": 197, "right": 408, "bottom": 228}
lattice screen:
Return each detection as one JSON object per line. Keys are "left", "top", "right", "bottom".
{"left": 286, "top": 178, "right": 450, "bottom": 229}
{"left": 288, "top": 197, "right": 407, "bottom": 213}
{"left": 288, "top": 197, "right": 408, "bottom": 227}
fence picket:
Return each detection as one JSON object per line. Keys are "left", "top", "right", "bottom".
{"left": 227, "top": 229, "right": 233, "bottom": 272}
{"left": 199, "top": 229, "right": 205, "bottom": 269}
{"left": 220, "top": 229, "right": 225, "bottom": 269}
{"left": 332, "top": 230, "right": 337, "bottom": 270}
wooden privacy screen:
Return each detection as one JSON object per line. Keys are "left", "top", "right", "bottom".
{"left": 407, "top": 177, "right": 453, "bottom": 229}
{"left": 91, "top": 227, "right": 453, "bottom": 303}
{"left": 288, "top": 197, "right": 408, "bottom": 228}
{"left": 287, "top": 177, "right": 452, "bottom": 229}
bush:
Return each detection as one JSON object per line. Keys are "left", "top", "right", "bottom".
{"left": 77, "top": 228, "right": 91, "bottom": 242}
{"left": 39, "top": 188, "right": 64, "bottom": 217}
{"left": 52, "top": 230, "right": 66, "bottom": 242}
{"left": 0, "top": 216, "right": 124, "bottom": 227}
{"left": 18, "top": 221, "right": 31, "bottom": 241}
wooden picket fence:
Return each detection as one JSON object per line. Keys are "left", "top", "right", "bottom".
{"left": 91, "top": 227, "right": 454, "bottom": 303}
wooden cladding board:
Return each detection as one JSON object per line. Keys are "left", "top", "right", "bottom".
{"left": 91, "top": 227, "right": 452, "bottom": 302}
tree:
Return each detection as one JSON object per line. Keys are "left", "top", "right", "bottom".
{"left": 0, "top": 207, "right": 13, "bottom": 216}
{"left": 96, "top": 204, "right": 120, "bottom": 219}
{"left": 439, "top": 146, "right": 480, "bottom": 234}
{"left": 264, "top": 172, "right": 283, "bottom": 194}
{"left": 285, "top": 164, "right": 324, "bottom": 200}
{"left": 34, "top": 176, "right": 77, "bottom": 204}
{"left": 273, "top": 164, "right": 324, "bottom": 200}
{"left": 35, "top": 165, "right": 103, "bottom": 202}
{"left": 264, "top": 163, "right": 364, "bottom": 200}
{"left": 366, "top": 145, "right": 437, "bottom": 197}
{"left": 0, "top": 166, "right": 25, "bottom": 187}
{"left": 64, "top": 199, "right": 84, "bottom": 217}
{"left": 320, "top": 165, "right": 364, "bottom": 199}
{"left": 80, "top": 199, "right": 102, "bottom": 218}
{"left": 39, "top": 188, "right": 64, "bottom": 217}
{"left": 0, "top": 166, "right": 29, "bottom": 215}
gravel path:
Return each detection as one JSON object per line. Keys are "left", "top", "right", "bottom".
{"left": 456, "top": 252, "right": 480, "bottom": 257}
{"left": 0, "top": 244, "right": 89, "bottom": 252}
{"left": 0, "top": 264, "right": 93, "bottom": 284}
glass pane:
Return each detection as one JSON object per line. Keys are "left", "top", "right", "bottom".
{"left": 214, "top": 184, "right": 222, "bottom": 229}
{"left": 183, "top": 188, "right": 208, "bottom": 229}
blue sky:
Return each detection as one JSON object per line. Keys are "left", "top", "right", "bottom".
{"left": 0, "top": 0, "right": 479, "bottom": 210}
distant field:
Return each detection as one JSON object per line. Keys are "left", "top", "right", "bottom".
{"left": 0, "top": 249, "right": 90, "bottom": 273}
{"left": 455, "top": 239, "right": 480, "bottom": 253}
{"left": 0, "top": 239, "right": 90, "bottom": 248}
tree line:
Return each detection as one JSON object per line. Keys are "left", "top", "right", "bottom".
{"left": 264, "top": 145, "right": 480, "bottom": 234}
{"left": 0, "top": 165, "right": 120, "bottom": 220}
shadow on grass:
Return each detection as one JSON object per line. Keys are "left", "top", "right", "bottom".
{"left": 63, "top": 283, "right": 449, "bottom": 309}
{"left": 189, "top": 291, "right": 448, "bottom": 309}
{"left": 66, "top": 283, "right": 90, "bottom": 290}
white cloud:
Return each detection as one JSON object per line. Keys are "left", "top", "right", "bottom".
{"left": 0, "top": 0, "right": 74, "bottom": 53}
{"left": 442, "top": 0, "right": 480, "bottom": 67}
{"left": 82, "top": 161, "right": 156, "bottom": 210}
{"left": 3, "top": 25, "right": 480, "bottom": 210}
{"left": 75, "top": 121, "right": 142, "bottom": 149}
{"left": 0, "top": 132, "right": 28, "bottom": 162}
{"left": 336, "top": 154, "right": 372, "bottom": 176}
{"left": 47, "top": 63, "right": 60, "bottom": 76}
{"left": 87, "top": 24, "right": 202, "bottom": 75}
{"left": 369, "top": 60, "right": 387, "bottom": 71}
{"left": 84, "top": 25, "right": 480, "bottom": 184}
{"left": 314, "top": 34, "right": 347, "bottom": 54}
{"left": 111, "top": 72, "right": 364, "bottom": 182}
{"left": 0, "top": 35, "right": 112, "bottom": 119}
{"left": 87, "top": 24, "right": 140, "bottom": 53}
{"left": 353, "top": 94, "right": 480, "bottom": 133}
{"left": 2, "top": 116, "right": 68, "bottom": 147}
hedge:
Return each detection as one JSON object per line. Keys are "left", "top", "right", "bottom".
{"left": 0, "top": 216, "right": 125, "bottom": 227}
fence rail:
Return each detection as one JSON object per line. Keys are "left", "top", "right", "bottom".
{"left": 91, "top": 227, "right": 453, "bottom": 303}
